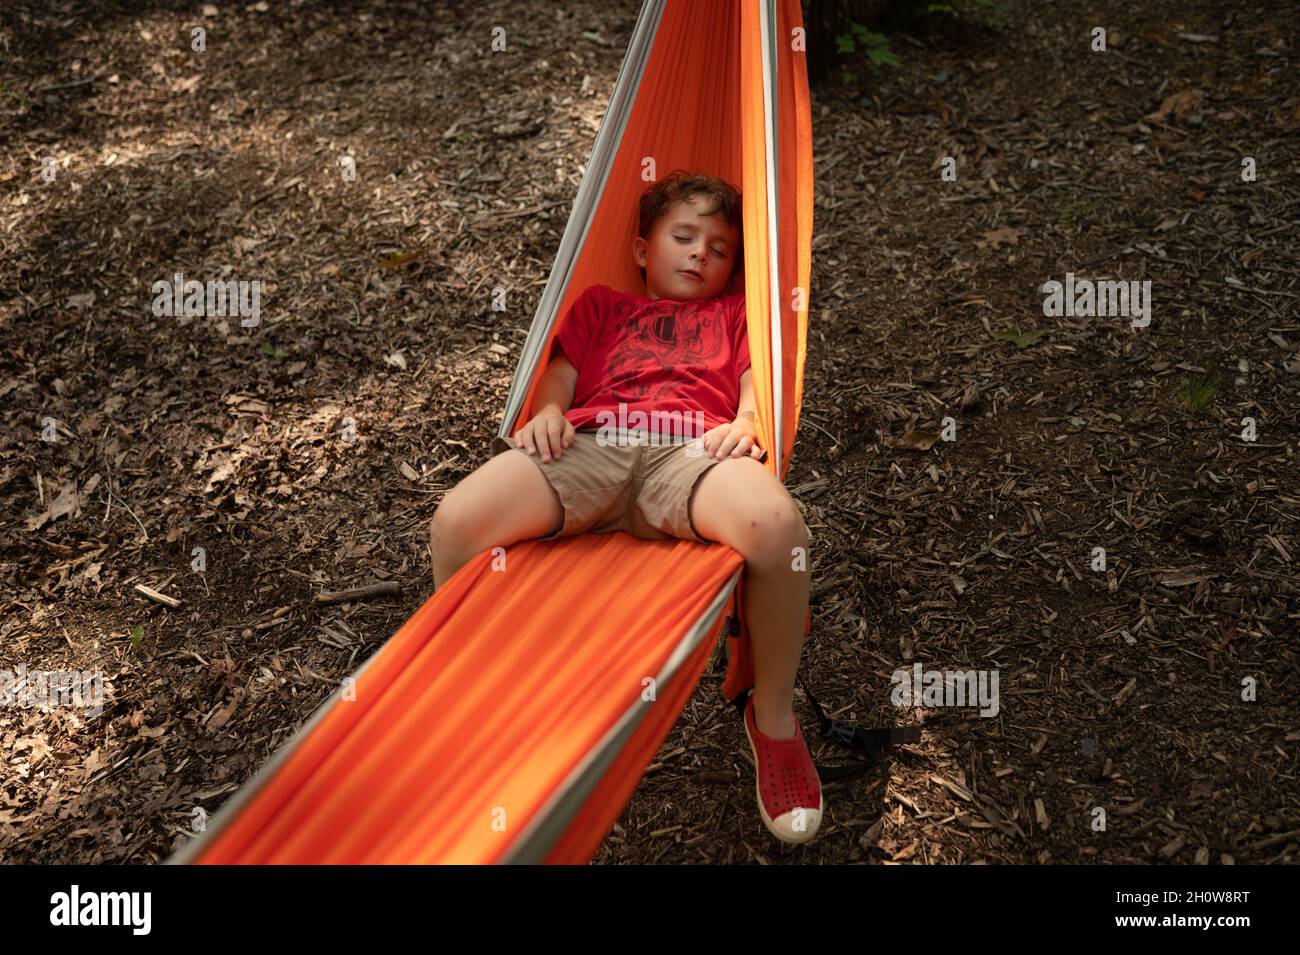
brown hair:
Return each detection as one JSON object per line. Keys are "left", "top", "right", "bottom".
{"left": 637, "top": 170, "right": 743, "bottom": 281}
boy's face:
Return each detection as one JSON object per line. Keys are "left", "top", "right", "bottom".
{"left": 634, "top": 196, "right": 740, "bottom": 301}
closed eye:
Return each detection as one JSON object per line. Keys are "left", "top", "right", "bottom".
{"left": 674, "top": 235, "right": 727, "bottom": 257}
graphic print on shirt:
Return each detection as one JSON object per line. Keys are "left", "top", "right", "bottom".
{"left": 603, "top": 296, "right": 729, "bottom": 402}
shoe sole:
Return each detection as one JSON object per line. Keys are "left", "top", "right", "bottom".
{"left": 744, "top": 706, "right": 825, "bottom": 845}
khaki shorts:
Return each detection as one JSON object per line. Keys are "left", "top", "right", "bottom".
{"left": 488, "top": 428, "right": 729, "bottom": 543}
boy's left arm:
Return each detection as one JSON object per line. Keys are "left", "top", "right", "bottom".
{"left": 703, "top": 368, "right": 764, "bottom": 460}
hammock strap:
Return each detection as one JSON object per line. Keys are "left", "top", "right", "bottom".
{"left": 722, "top": 611, "right": 922, "bottom": 781}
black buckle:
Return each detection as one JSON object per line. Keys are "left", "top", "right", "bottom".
{"left": 800, "top": 675, "right": 921, "bottom": 753}
{"left": 722, "top": 603, "right": 920, "bottom": 778}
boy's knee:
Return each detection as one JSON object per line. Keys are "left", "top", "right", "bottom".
{"left": 431, "top": 498, "right": 471, "bottom": 550}
{"left": 739, "top": 495, "right": 808, "bottom": 562}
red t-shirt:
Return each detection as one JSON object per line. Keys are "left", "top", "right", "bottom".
{"left": 551, "top": 284, "right": 751, "bottom": 439}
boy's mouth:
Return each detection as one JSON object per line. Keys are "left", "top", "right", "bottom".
{"left": 679, "top": 268, "right": 704, "bottom": 283}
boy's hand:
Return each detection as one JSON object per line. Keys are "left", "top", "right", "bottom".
{"left": 514, "top": 409, "right": 575, "bottom": 462}
{"left": 702, "top": 413, "right": 764, "bottom": 460}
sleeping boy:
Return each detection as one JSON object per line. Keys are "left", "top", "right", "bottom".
{"left": 430, "top": 170, "right": 824, "bottom": 843}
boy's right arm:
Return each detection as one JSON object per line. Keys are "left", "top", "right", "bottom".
{"left": 533, "top": 351, "right": 578, "bottom": 418}
{"left": 514, "top": 351, "right": 578, "bottom": 461}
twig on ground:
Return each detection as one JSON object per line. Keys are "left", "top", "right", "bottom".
{"left": 315, "top": 581, "right": 401, "bottom": 605}
{"left": 134, "top": 584, "right": 181, "bottom": 609}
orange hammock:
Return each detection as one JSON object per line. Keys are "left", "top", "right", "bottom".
{"left": 171, "top": 0, "right": 812, "bottom": 865}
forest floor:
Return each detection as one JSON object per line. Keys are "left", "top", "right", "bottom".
{"left": 1, "top": 0, "right": 1297, "bottom": 863}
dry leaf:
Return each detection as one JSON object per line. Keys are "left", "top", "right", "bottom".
{"left": 227, "top": 397, "right": 271, "bottom": 417}
{"left": 340, "top": 540, "right": 374, "bottom": 559}
{"left": 84, "top": 748, "right": 109, "bottom": 774}
{"left": 1161, "top": 568, "right": 1212, "bottom": 587}
{"left": 206, "top": 693, "right": 242, "bottom": 731}
{"left": 1114, "top": 677, "right": 1138, "bottom": 706}
{"left": 975, "top": 226, "right": 1022, "bottom": 250}
{"left": 377, "top": 252, "right": 420, "bottom": 270}
{"left": 385, "top": 351, "right": 408, "bottom": 370}
{"left": 203, "top": 455, "right": 237, "bottom": 492}
{"left": 399, "top": 462, "right": 419, "bottom": 481}
{"left": 888, "top": 429, "right": 940, "bottom": 452}
{"left": 953, "top": 292, "right": 992, "bottom": 308}
{"left": 1147, "top": 89, "right": 1202, "bottom": 122}
{"left": 25, "top": 480, "right": 80, "bottom": 531}
{"left": 15, "top": 736, "right": 53, "bottom": 768}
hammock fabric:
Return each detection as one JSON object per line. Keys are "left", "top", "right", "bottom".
{"left": 171, "top": 0, "right": 812, "bottom": 865}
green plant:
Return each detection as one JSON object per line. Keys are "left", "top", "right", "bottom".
{"left": 921, "top": 0, "right": 1007, "bottom": 26}
{"left": 993, "top": 327, "right": 1046, "bottom": 349}
{"left": 837, "top": 22, "right": 899, "bottom": 85}
{"left": 129, "top": 625, "right": 144, "bottom": 651}
{"left": 1, "top": 83, "right": 32, "bottom": 108}
{"left": 261, "top": 342, "right": 285, "bottom": 359}
{"left": 835, "top": 0, "right": 1006, "bottom": 86}
{"left": 1060, "top": 194, "right": 1101, "bottom": 233}
{"left": 970, "top": 0, "right": 1007, "bottom": 26}
{"left": 904, "top": 0, "right": 1003, "bottom": 27}
{"left": 1177, "top": 375, "right": 1219, "bottom": 415}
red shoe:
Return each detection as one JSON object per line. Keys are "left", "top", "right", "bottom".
{"left": 743, "top": 694, "right": 824, "bottom": 844}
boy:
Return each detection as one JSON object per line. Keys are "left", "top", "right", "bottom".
{"left": 430, "top": 171, "right": 823, "bottom": 844}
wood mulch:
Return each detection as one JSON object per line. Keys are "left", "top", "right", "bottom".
{"left": 0, "top": 0, "right": 1296, "bottom": 864}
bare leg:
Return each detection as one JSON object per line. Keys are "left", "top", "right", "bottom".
{"left": 431, "top": 449, "right": 565, "bottom": 589}
{"left": 740, "top": 549, "right": 810, "bottom": 739}
{"left": 688, "top": 458, "right": 811, "bottom": 740}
